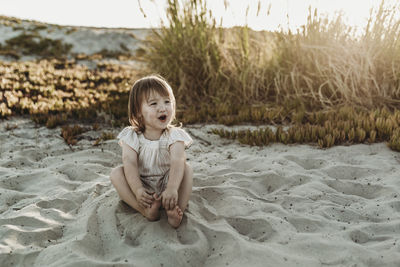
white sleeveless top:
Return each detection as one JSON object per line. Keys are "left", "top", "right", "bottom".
{"left": 117, "top": 127, "right": 193, "bottom": 178}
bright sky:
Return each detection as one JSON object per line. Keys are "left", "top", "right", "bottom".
{"left": 0, "top": 0, "right": 397, "bottom": 31}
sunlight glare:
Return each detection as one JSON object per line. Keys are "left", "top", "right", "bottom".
{"left": 207, "top": 0, "right": 399, "bottom": 32}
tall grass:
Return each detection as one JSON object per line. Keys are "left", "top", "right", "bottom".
{"left": 141, "top": 0, "right": 400, "bottom": 115}
{"left": 142, "top": 0, "right": 224, "bottom": 105}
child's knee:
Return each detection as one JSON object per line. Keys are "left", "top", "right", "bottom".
{"left": 110, "top": 166, "right": 124, "bottom": 183}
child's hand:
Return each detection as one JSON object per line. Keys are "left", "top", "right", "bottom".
{"left": 135, "top": 187, "right": 155, "bottom": 209}
{"left": 161, "top": 187, "right": 178, "bottom": 210}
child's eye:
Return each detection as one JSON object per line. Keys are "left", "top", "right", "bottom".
{"left": 150, "top": 102, "right": 156, "bottom": 106}
{"left": 165, "top": 100, "right": 170, "bottom": 104}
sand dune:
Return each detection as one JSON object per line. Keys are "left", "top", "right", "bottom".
{"left": 1, "top": 118, "right": 400, "bottom": 266}
{"left": 0, "top": 16, "right": 150, "bottom": 62}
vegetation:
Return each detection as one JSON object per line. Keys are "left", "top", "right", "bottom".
{"left": 61, "top": 124, "right": 88, "bottom": 145}
{"left": 138, "top": 0, "right": 400, "bottom": 151}
{"left": 211, "top": 106, "right": 400, "bottom": 149}
{"left": 1, "top": 32, "right": 73, "bottom": 59}
{"left": 1, "top": 1, "right": 400, "bottom": 151}
{"left": 93, "top": 131, "right": 116, "bottom": 146}
{"left": 141, "top": 0, "right": 400, "bottom": 111}
{"left": 0, "top": 16, "right": 136, "bottom": 60}
{"left": 0, "top": 59, "right": 138, "bottom": 127}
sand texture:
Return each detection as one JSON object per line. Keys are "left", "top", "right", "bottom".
{"left": 1, "top": 118, "right": 400, "bottom": 267}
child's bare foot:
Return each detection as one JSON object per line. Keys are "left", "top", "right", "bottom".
{"left": 166, "top": 205, "right": 183, "bottom": 228}
{"left": 144, "top": 194, "right": 161, "bottom": 221}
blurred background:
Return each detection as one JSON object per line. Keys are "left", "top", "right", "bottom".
{"left": 1, "top": 0, "right": 400, "bottom": 150}
{"left": 1, "top": 0, "right": 395, "bottom": 31}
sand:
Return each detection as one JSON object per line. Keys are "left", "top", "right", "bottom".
{"left": 0, "top": 117, "right": 400, "bottom": 267}
{"left": 1, "top": 15, "right": 400, "bottom": 267}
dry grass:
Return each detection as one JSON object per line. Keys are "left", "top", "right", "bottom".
{"left": 212, "top": 106, "right": 400, "bottom": 151}
{"left": 136, "top": 0, "right": 400, "bottom": 151}
{"left": 93, "top": 131, "right": 116, "bottom": 146}
{"left": 61, "top": 124, "right": 88, "bottom": 145}
{"left": 140, "top": 0, "right": 400, "bottom": 112}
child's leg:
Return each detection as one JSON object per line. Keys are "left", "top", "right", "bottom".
{"left": 166, "top": 162, "right": 193, "bottom": 228}
{"left": 177, "top": 162, "right": 193, "bottom": 213}
{"left": 110, "top": 166, "right": 161, "bottom": 221}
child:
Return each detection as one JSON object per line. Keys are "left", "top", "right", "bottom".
{"left": 110, "top": 75, "right": 193, "bottom": 228}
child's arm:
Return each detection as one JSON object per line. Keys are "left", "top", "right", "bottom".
{"left": 162, "top": 141, "right": 185, "bottom": 210}
{"left": 121, "top": 142, "right": 154, "bottom": 208}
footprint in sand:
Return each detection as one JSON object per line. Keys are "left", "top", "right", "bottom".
{"left": 323, "top": 165, "right": 378, "bottom": 180}
{"left": 348, "top": 229, "right": 371, "bottom": 244}
{"left": 246, "top": 172, "right": 292, "bottom": 194}
{"left": 284, "top": 155, "right": 327, "bottom": 170}
{"left": 324, "top": 179, "right": 386, "bottom": 199}
{"left": 225, "top": 217, "right": 276, "bottom": 242}
{"left": 36, "top": 198, "right": 78, "bottom": 213}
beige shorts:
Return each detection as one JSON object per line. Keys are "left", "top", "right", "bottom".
{"left": 140, "top": 171, "right": 169, "bottom": 196}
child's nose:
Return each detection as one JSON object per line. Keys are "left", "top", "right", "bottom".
{"left": 158, "top": 103, "right": 166, "bottom": 112}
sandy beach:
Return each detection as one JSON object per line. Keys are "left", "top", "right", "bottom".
{"left": 1, "top": 13, "right": 400, "bottom": 267}
{"left": 1, "top": 117, "right": 400, "bottom": 266}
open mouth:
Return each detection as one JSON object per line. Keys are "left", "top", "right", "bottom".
{"left": 158, "top": 115, "right": 167, "bottom": 122}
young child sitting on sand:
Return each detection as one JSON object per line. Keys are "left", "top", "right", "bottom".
{"left": 110, "top": 75, "right": 193, "bottom": 228}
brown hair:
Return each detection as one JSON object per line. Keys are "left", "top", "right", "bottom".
{"left": 128, "top": 74, "right": 176, "bottom": 133}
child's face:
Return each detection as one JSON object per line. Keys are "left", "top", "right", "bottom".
{"left": 140, "top": 91, "right": 173, "bottom": 133}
